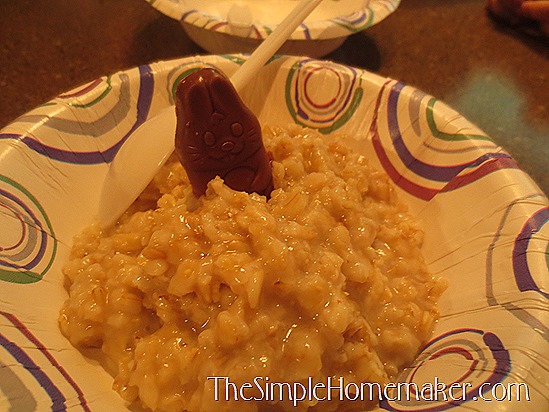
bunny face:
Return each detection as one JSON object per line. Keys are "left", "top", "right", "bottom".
{"left": 174, "top": 68, "right": 273, "bottom": 197}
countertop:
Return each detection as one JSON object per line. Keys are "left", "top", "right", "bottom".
{"left": 1, "top": 0, "right": 548, "bottom": 194}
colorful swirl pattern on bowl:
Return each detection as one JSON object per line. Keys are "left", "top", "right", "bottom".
{"left": 380, "top": 328, "right": 511, "bottom": 411}
{"left": 0, "top": 175, "right": 56, "bottom": 284}
{"left": 0, "top": 55, "right": 547, "bottom": 411}
{"left": 285, "top": 58, "right": 363, "bottom": 133}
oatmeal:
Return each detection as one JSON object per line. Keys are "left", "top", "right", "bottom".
{"left": 59, "top": 124, "right": 446, "bottom": 411}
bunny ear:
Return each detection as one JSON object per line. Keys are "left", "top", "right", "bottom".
{"left": 176, "top": 70, "right": 214, "bottom": 126}
{"left": 208, "top": 70, "right": 245, "bottom": 115}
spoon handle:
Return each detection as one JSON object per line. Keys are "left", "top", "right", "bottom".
{"left": 230, "top": 0, "right": 323, "bottom": 92}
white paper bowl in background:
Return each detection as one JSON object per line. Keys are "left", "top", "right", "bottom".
{"left": 145, "top": 0, "right": 401, "bottom": 57}
{"left": 0, "top": 55, "right": 548, "bottom": 411}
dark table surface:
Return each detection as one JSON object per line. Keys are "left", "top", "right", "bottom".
{"left": 1, "top": 0, "right": 548, "bottom": 194}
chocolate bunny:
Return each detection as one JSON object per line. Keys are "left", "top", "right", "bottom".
{"left": 174, "top": 68, "right": 273, "bottom": 198}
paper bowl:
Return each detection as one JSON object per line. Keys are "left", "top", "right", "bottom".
{"left": 145, "top": 0, "right": 401, "bottom": 57}
{"left": 0, "top": 55, "right": 547, "bottom": 411}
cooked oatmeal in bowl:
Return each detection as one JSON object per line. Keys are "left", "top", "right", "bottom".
{"left": 59, "top": 124, "right": 446, "bottom": 412}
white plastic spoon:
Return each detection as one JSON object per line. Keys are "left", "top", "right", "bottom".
{"left": 98, "top": 0, "right": 323, "bottom": 228}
